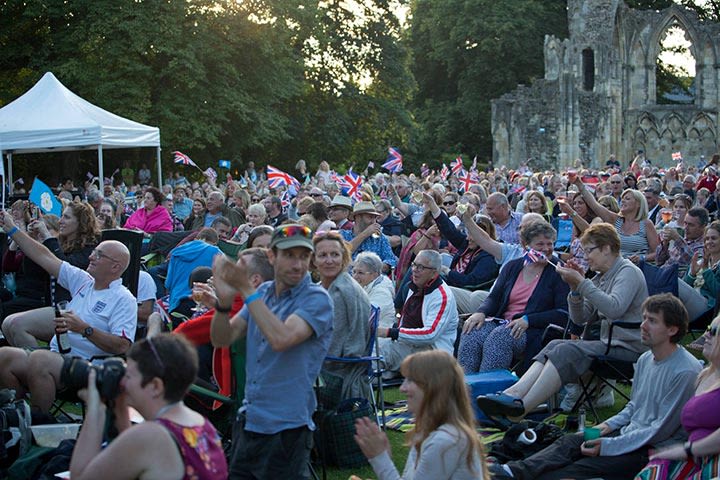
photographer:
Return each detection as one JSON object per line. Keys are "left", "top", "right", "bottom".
{"left": 0, "top": 209, "right": 136, "bottom": 416}
{"left": 70, "top": 334, "right": 227, "bottom": 479}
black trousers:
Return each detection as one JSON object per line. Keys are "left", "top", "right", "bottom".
{"left": 508, "top": 432, "right": 649, "bottom": 480}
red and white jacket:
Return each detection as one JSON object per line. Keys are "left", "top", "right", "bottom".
{"left": 395, "top": 275, "right": 458, "bottom": 355}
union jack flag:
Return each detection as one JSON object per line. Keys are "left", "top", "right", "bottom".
{"left": 523, "top": 248, "right": 547, "bottom": 267}
{"left": 383, "top": 147, "right": 404, "bottom": 173}
{"left": 457, "top": 169, "right": 478, "bottom": 192}
{"left": 173, "top": 151, "right": 197, "bottom": 167}
{"left": 339, "top": 168, "right": 364, "bottom": 201}
{"left": 420, "top": 163, "right": 430, "bottom": 177}
{"left": 280, "top": 190, "right": 291, "bottom": 210}
{"left": 451, "top": 156, "right": 463, "bottom": 175}
{"left": 440, "top": 164, "right": 449, "bottom": 179}
{"left": 470, "top": 155, "right": 478, "bottom": 173}
{"left": 671, "top": 152, "right": 683, "bottom": 161}
{"left": 266, "top": 165, "right": 300, "bottom": 190}
{"left": 204, "top": 167, "right": 218, "bottom": 182}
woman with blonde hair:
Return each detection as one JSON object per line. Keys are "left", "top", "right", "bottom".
{"left": 354, "top": 350, "right": 487, "bottom": 479}
{"left": 572, "top": 176, "right": 659, "bottom": 263}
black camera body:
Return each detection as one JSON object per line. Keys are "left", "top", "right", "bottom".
{"left": 61, "top": 357, "right": 126, "bottom": 402}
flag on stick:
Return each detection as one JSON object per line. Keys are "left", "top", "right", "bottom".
{"left": 383, "top": 147, "right": 403, "bottom": 173}
{"left": 173, "top": 151, "right": 198, "bottom": 167}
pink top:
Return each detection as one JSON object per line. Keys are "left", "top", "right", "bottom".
{"left": 123, "top": 206, "right": 173, "bottom": 233}
{"left": 682, "top": 386, "right": 720, "bottom": 443}
{"left": 503, "top": 272, "right": 541, "bottom": 320}
{"left": 155, "top": 417, "right": 228, "bottom": 480}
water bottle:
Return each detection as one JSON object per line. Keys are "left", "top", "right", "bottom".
{"left": 55, "top": 303, "right": 71, "bottom": 354}
{"left": 578, "top": 407, "right": 586, "bottom": 434}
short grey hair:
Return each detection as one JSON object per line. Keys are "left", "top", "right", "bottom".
{"left": 487, "top": 192, "right": 510, "bottom": 207}
{"left": 416, "top": 249, "right": 442, "bottom": 273}
{"left": 354, "top": 251, "right": 383, "bottom": 275}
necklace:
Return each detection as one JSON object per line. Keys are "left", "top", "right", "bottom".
{"left": 154, "top": 401, "right": 182, "bottom": 420}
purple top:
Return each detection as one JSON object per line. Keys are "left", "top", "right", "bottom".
{"left": 155, "top": 417, "right": 228, "bottom": 480}
{"left": 681, "top": 386, "right": 720, "bottom": 443}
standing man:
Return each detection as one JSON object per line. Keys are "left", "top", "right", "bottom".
{"left": 485, "top": 192, "right": 523, "bottom": 244}
{"left": 210, "top": 224, "right": 334, "bottom": 479}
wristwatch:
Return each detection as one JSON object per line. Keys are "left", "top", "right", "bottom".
{"left": 82, "top": 326, "right": 94, "bottom": 338}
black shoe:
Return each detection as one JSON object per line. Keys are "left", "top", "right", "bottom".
{"left": 476, "top": 393, "right": 525, "bottom": 417}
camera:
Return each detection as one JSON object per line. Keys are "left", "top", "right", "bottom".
{"left": 61, "top": 357, "right": 126, "bottom": 402}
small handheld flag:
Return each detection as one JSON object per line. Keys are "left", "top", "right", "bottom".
{"left": 173, "top": 151, "right": 198, "bottom": 168}
{"left": 266, "top": 165, "right": 301, "bottom": 190}
{"left": 29, "top": 178, "right": 63, "bottom": 217}
{"left": 218, "top": 159, "right": 231, "bottom": 169}
{"left": 671, "top": 152, "right": 683, "bottom": 162}
{"left": 451, "top": 156, "right": 463, "bottom": 175}
{"left": 383, "top": 147, "right": 404, "bottom": 173}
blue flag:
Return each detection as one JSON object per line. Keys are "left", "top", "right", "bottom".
{"left": 218, "top": 159, "right": 231, "bottom": 169}
{"left": 29, "top": 178, "right": 62, "bottom": 217}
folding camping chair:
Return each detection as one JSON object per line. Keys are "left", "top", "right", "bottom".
{"left": 324, "top": 305, "right": 387, "bottom": 427}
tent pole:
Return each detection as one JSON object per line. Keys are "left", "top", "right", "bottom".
{"left": 98, "top": 146, "right": 104, "bottom": 189}
{"left": 7, "top": 152, "right": 13, "bottom": 189}
{"left": 156, "top": 146, "right": 162, "bottom": 187}
{"left": 1, "top": 150, "right": 5, "bottom": 207}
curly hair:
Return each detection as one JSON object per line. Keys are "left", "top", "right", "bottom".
{"left": 61, "top": 202, "right": 100, "bottom": 253}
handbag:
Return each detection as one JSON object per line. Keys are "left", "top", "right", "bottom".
{"left": 314, "top": 397, "right": 372, "bottom": 468}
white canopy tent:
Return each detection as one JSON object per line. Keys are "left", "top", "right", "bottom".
{"left": 0, "top": 72, "right": 162, "bottom": 190}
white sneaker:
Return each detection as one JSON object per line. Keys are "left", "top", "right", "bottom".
{"left": 593, "top": 383, "right": 615, "bottom": 409}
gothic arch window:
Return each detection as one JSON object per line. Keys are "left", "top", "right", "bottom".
{"left": 655, "top": 21, "right": 696, "bottom": 104}
{"left": 582, "top": 48, "right": 595, "bottom": 91}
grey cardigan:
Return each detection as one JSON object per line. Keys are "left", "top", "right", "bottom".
{"left": 569, "top": 256, "right": 648, "bottom": 353}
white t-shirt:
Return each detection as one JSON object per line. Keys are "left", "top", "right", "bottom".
{"left": 137, "top": 271, "right": 156, "bottom": 303}
{"left": 50, "top": 262, "right": 137, "bottom": 359}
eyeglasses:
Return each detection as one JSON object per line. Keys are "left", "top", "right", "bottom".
{"left": 310, "top": 193, "right": 323, "bottom": 198}
{"left": 251, "top": 197, "right": 260, "bottom": 202}
{"left": 274, "top": 224, "right": 312, "bottom": 240}
{"left": 352, "top": 270, "right": 370, "bottom": 276}
{"left": 610, "top": 181, "right": 622, "bottom": 184}
{"left": 146, "top": 337, "right": 166, "bottom": 374}
{"left": 583, "top": 245, "right": 600, "bottom": 254}
{"left": 706, "top": 326, "right": 718, "bottom": 337}
{"left": 90, "top": 249, "right": 120, "bottom": 264}
{"left": 443, "top": 201, "right": 456, "bottom": 206}
{"left": 411, "top": 262, "right": 434, "bottom": 272}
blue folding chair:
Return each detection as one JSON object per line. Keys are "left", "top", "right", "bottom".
{"left": 324, "top": 305, "right": 387, "bottom": 427}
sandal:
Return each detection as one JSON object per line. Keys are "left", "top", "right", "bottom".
{"left": 476, "top": 393, "right": 525, "bottom": 417}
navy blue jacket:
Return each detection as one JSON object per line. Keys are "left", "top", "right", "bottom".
{"left": 478, "top": 256, "right": 569, "bottom": 369}
{"left": 434, "top": 211, "right": 499, "bottom": 288}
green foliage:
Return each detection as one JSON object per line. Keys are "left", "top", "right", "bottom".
{"left": 408, "top": 0, "right": 568, "bottom": 164}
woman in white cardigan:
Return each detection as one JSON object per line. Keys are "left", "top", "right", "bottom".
{"left": 353, "top": 350, "right": 488, "bottom": 480}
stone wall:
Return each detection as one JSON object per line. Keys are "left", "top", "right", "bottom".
{"left": 492, "top": 0, "right": 720, "bottom": 170}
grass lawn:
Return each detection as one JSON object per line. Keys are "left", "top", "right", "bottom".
{"left": 319, "top": 383, "right": 632, "bottom": 480}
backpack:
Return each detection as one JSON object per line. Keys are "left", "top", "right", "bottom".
{"left": 0, "top": 389, "right": 32, "bottom": 468}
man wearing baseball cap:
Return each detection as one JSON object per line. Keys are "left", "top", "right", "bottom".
{"left": 210, "top": 224, "right": 334, "bottom": 479}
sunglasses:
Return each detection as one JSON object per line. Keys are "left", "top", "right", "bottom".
{"left": 274, "top": 224, "right": 312, "bottom": 240}
{"left": 610, "top": 181, "right": 622, "bottom": 184}
{"left": 707, "top": 326, "right": 718, "bottom": 337}
{"left": 443, "top": 201, "right": 456, "bottom": 206}
{"left": 146, "top": 337, "right": 166, "bottom": 374}
{"left": 313, "top": 230, "right": 342, "bottom": 240}
{"left": 310, "top": 193, "right": 323, "bottom": 198}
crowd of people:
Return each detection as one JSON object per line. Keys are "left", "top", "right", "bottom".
{"left": 0, "top": 155, "right": 718, "bottom": 479}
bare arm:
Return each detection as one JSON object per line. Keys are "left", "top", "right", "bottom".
{"left": 462, "top": 206, "right": 503, "bottom": 261}
{"left": 212, "top": 254, "right": 312, "bottom": 351}
{"left": 137, "top": 299, "right": 154, "bottom": 325}
{"left": 0, "top": 211, "right": 61, "bottom": 277}
{"left": 208, "top": 261, "right": 248, "bottom": 347}
{"left": 574, "top": 179, "right": 619, "bottom": 224}
{"left": 386, "top": 184, "right": 409, "bottom": 217}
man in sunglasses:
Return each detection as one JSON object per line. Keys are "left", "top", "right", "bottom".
{"left": 0, "top": 210, "right": 137, "bottom": 418}
{"left": 210, "top": 224, "right": 333, "bottom": 479}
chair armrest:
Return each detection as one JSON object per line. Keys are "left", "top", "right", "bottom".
{"left": 604, "top": 321, "right": 641, "bottom": 354}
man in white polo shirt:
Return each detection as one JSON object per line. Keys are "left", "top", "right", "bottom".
{"left": 0, "top": 210, "right": 136, "bottom": 415}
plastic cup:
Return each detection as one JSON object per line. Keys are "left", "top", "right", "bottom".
{"left": 661, "top": 209, "right": 673, "bottom": 224}
{"left": 411, "top": 191, "right": 424, "bottom": 203}
{"left": 567, "top": 169, "right": 577, "bottom": 183}
{"left": 584, "top": 427, "right": 601, "bottom": 441}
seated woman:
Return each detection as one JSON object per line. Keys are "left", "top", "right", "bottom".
{"left": 634, "top": 315, "right": 720, "bottom": 480}
{"left": 96, "top": 199, "right": 118, "bottom": 230}
{"left": 523, "top": 190, "right": 552, "bottom": 223}
{"left": 557, "top": 194, "right": 594, "bottom": 274}
{"left": 313, "top": 231, "right": 372, "bottom": 401}
{"left": 684, "top": 220, "right": 720, "bottom": 312}
{"left": 352, "top": 252, "right": 396, "bottom": 354}
{"left": 123, "top": 187, "right": 173, "bottom": 234}
{"left": 2, "top": 203, "right": 99, "bottom": 347}
{"left": 230, "top": 203, "right": 267, "bottom": 245}
{"left": 477, "top": 223, "right": 648, "bottom": 421}
{"left": 69, "top": 334, "right": 228, "bottom": 479}
{"left": 354, "top": 350, "right": 488, "bottom": 479}
{"left": 422, "top": 192, "right": 499, "bottom": 290}
{"left": 573, "top": 176, "right": 659, "bottom": 263}
{"left": 457, "top": 221, "right": 569, "bottom": 374}
{"left": 183, "top": 198, "right": 206, "bottom": 231}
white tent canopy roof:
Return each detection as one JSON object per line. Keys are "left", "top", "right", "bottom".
{"left": 0, "top": 72, "right": 160, "bottom": 153}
